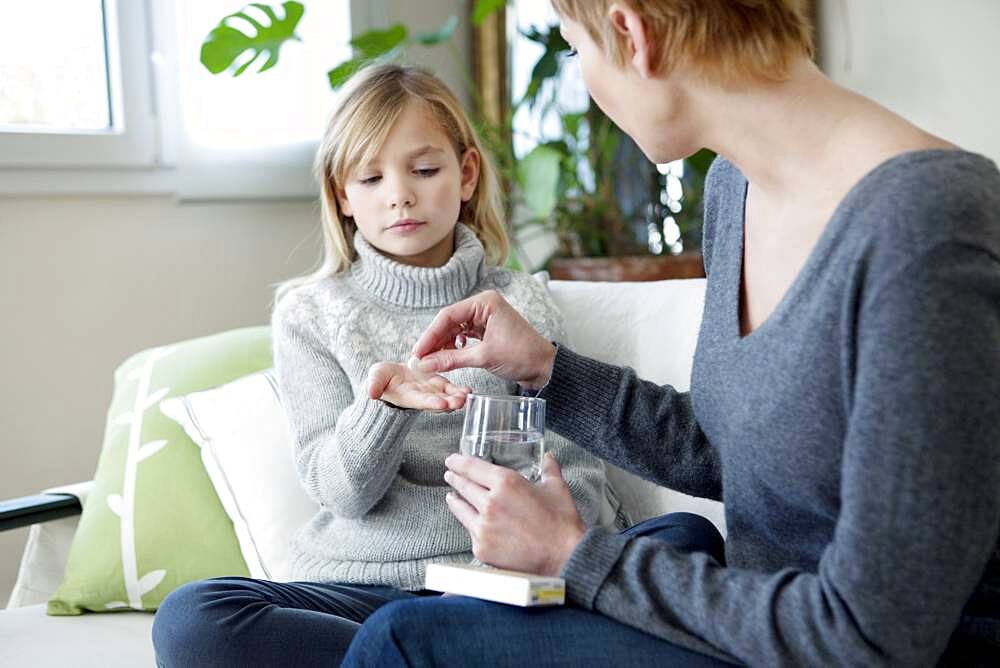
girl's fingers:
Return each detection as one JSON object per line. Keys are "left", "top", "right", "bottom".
{"left": 366, "top": 363, "right": 394, "bottom": 400}
{"left": 444, "top": 393, "right": 468, "bottom": 410}
{"left": 444, "top": 382, "right": 471, "bottom": 396}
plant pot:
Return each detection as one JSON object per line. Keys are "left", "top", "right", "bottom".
{"left": 548, "top": 253, "right": 705, "bottom": 282}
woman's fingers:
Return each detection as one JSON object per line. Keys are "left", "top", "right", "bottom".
{"left": 444, "top": 470, "right": 490, "bottom": 510}
{"left": 413, "top": 301, "right": 479, "bottom": 358}
{"left": 415, "top": 343, "right": 486, "bottom": 374}
{"left": 412, "top": 293, "right": 495, "bottom": 358}
{"left": 540, "top": 452, "right": 563, "bottom": 482}
{"left": 445, "top": 453, "right": 519, "bottom": 490}
{"left": 445, "top": 491, "right": 478, "bottom": 532}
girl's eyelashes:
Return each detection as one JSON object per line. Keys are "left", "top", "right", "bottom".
{"left": 356, "top": 167, "right": 440, "bottom": 185}
{"left": 565, "top": 48, "right": 578, "bottom": 58}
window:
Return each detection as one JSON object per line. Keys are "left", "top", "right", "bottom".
{"left": 0, "top": 0, "right": 380, "bottom": 198}
{"left": 165, "top": 0, "right": 355, "bottom": 199}
{"left": 0, "top": 0, "right": 157, "bottom": 168}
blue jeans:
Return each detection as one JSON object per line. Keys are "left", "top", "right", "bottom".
{"left": 342, "top": 512, "right": 732, "bottom": 667}
{"left": 152, "top": 513, "right": 726, "bottom": 667}
{"left": 152, "top": 578, "right": 434, "bottom": 667}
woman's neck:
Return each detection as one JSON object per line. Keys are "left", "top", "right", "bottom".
{"left": 686, "top": 58, "right": 951, "bottom": 202}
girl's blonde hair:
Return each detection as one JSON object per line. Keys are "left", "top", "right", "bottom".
{"left": 552, "top": 0, "right": 814, "bottom": 83}
{"left": 277, "top": 63, "right": 508, "bottom": 303}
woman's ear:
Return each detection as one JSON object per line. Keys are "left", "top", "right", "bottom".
{"left": 459, "top": 148, "right": 481, "bottom": 201}
{"left": 607, "top": 2, "right": 653, "bottom": 78}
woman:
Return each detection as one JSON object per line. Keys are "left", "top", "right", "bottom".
{"left": 347, "top": 1, "right": 1000, "bottom": 665}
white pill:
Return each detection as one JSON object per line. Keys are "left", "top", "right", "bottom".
{"left": 407, "top": 355, "right": 421, "bottom": 371}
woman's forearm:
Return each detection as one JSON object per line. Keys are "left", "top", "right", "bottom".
{"left": 540, "top": 346, "right": 722, "bottom": 501}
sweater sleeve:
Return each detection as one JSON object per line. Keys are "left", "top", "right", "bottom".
{"left": 272, "top": 294, "right": 418, "bottom": 518}
{"left": 508, "top": 273, "right": 608, "bottom": 527}
{"left": 561, "top": 243, "right": 1000, "bottom": 666}
{"left": 540, "top": 348, "right": 722, "bottom": 501}
{"left": 545, "top": 429, "right": 605, "bottom": 528}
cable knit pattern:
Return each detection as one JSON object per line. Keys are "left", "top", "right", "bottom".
{"left": 272, "top": 224, "right": 605, "bottom": 591}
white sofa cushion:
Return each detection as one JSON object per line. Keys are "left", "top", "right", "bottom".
{"left": 159, "top": 370, "right": 318, "bottom": 582}
{"left": 0, "top": 604, "right": 154, "bottom": 667}
{"left": 546, "top": 278, "right": 726, "bottom": 535}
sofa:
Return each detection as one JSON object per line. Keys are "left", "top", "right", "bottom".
{"left": 0, "top": 276, "right": 724, "bottom": 667}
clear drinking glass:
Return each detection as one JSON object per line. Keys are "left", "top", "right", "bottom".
{"left": 460, "top": 394, "right": 546, "bottom": 482}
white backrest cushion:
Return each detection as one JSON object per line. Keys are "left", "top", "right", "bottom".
{"left": 160, "top": 371, "right": 318, "bottom": 581}
{"left": 546, "top": 278, "right": 726, "bottom": 535}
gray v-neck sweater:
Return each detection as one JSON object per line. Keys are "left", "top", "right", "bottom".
{"left": 546, "top": 151, "right": 1000, "bottom": 665}
{"left": 272, "top": 224, "right": 605, "bottom": 591}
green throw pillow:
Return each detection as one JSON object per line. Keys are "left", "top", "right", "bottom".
{"left": 47, "top": 326, "right": 273, "bottom": 615}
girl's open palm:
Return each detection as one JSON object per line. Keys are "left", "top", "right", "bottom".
{"left": 366, "top": 362, "right": 470, "bottom": 412}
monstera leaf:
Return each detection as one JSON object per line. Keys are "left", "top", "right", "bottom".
{"left": 326, "top": 15, "right": 458, "bottom": 90}
{"left": 200, "top": 1, "right": 304, "bottom": 77}
{"left": 326, "top": 23, "right": 407, "bottom": 89}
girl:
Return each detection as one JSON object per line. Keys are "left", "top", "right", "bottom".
{"left": 152, "top": 63, "right": 607, "bottom": 666}
{"left": 345, "top": 1, "right": 1000, "bottom": 666}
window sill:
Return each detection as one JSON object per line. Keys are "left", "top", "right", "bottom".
{"left": 0, "top": 165, "right": 318, "bottom": 201}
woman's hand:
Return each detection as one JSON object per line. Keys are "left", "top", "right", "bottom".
{"left": 443, "top": 452, "right": 586, "bottom": 576}
{"left": 367, "top": 362, "right": 470, "bottom": 411}
{"left": 411, "top": 290, "right": 557, "bottom": 390}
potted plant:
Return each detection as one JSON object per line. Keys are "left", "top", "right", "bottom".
{"left": 199, "top": 1, "right": 714, "bottom": 279}
{"left": 507, "top": 22, "right": 713, "bottom": 279}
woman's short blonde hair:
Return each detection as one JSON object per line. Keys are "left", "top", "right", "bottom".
{"left": 277, "top": 63, "right": 508, "bottom": 302}
{"left": 552, "top": 0, "right": 814, "bottom": 83}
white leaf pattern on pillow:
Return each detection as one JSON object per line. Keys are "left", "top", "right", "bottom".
{"left": 116, "top": 345, "right": 176, "bottom": 610}
{"left": 106, "top": 493, "right": 124, "bottom": 517}
{"left": 137, "top": 439, "right": 169, "bottom": 462}
{"left": 137, "top": 569, "right": 167, "bottom": 596}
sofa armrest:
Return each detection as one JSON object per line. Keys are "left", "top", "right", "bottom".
{"left": 0, "top": 493, "right": 82, "bottom": 532}
{"left": 0, "top": 481, "right": 91, "bottom": 533}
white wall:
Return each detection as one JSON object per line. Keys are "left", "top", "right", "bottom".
{"left": 0, "top": 197, "right": 319, "bottom": 605}
{"left": 0, "top": 0, "right": 470, "bottom": 606}
{"left": 817, "top": 0, "right": 1000, "bottom": 165}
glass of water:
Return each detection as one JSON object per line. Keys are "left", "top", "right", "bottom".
{"left": 460, "top": 394, "right": 546, "bottom": 482}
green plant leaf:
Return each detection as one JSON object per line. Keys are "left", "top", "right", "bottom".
{"left": 517, "top": 145, "right": 563, "bottom": 218}
{"left": 350, "top": 24, "right": 408, "bottom": 59}
{"left": 561, "top": 112, "right": 585, "bottom": 142}
{"left": 414, "top": 15, "right": 458, "bottom": 45}
{"left": 519, "top": 24, "right": 569, "bottom": 109}
{"left": 327, "top": 57, "right": 367, "bottom": 89}
{"left": 473, "top": 0, "right": 507, "bottom": 25}
{"left": 200, "top": 1, "right": 304, "bottom": 76}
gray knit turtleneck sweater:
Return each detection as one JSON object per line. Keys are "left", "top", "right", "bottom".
{"left": 272, "top": 224, "right": 606, "bottom": 590}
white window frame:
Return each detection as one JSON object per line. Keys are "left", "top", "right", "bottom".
{"left": 0, "top": 0, "right": 386, "bottom": 198}
{"left": 0, "top": 0, "right": 158, "bottom": 169}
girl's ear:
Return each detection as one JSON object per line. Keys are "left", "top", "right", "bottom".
{"left": 459, "top": 148, "right": 480, "bottom": 202}
{"left": 608, "top": 2, "right": 653, "bottom": 79}
{"left": 335, "top": 183, "right": 353, "bottom": 217}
